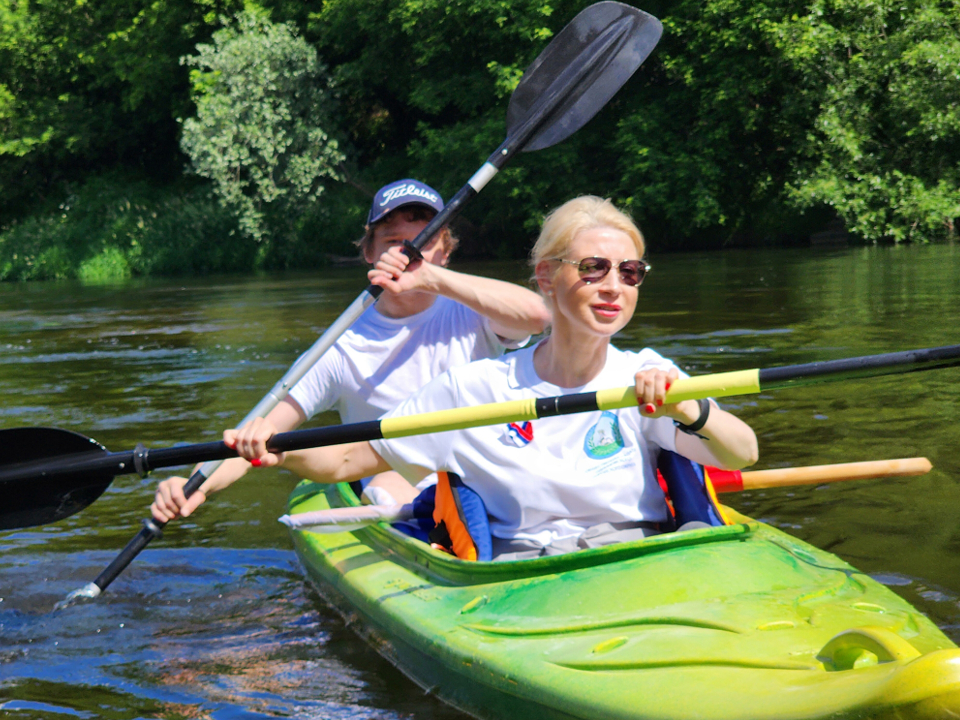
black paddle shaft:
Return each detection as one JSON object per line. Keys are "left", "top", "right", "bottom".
{"left": 6, "top": 342, "right": 959, "bottom": 525}
{"left": 3, "top": 421, "right": 385, "bottom": 594}
{"left": 758, "top": 345, "right": 960, "bottom": 388}
{"left": 10, "top": 343, "right": 956, "bottom": 487}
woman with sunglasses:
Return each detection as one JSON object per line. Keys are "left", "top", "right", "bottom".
{"left": 228, "top": 196, "right": 758, "bottom": 559}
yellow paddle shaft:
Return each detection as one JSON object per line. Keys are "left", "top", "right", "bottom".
{"left": 379, "top": 369, "right": 761, "bottom": 439}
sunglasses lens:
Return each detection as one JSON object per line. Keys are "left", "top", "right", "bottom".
{"left": 618, "top": 261, "right": 646, "bottom": 286}
{"left": 577, "top": 257, "right": 612, "bottom": 283}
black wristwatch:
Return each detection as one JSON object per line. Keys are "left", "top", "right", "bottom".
{"left": 674, "top": 398, "right": 710, "bottom": 436}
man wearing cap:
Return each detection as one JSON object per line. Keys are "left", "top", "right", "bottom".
{"left": 151, "top": 179, "right": 550, "bottom": 521}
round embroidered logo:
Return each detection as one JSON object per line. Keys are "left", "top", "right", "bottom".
{"left": 583, "top": 411, "right": 625, "bottom": 459}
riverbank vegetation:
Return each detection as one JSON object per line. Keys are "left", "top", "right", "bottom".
{"left": 1, "top": 0, "right": 958, "bottom": 280}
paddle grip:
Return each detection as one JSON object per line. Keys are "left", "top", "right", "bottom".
{"left": 182, "top": 467, "right": 209, "bottom": 498}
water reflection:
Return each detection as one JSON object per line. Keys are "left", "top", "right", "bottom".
{"left": 0, "top": 550, "right": 461, "bottom": 719}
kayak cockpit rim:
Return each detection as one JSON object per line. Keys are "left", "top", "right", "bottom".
{"left": 287, "top": 481, "right": 758, "bottom": 586}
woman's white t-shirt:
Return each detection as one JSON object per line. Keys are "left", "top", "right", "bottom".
{"left": 289, "top": 296, "right": 523, "bottom": 424}
{"left": 371, "top": 343, "right": 686, "bottom": 548}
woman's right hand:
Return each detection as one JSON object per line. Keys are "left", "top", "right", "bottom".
{"left": 150, "top": 415, "right": 290, "bottom": 523}
{"left": 151, "top": 476, "right": 206, "bottom": 522}
{"left": 224, "top": 417, "right": 286, "bottom": 467}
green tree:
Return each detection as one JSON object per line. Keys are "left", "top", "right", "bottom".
{"left": 303, "top": 0, "right": 608, "bottom": 255}
{"left": 5, "top": 0, "right": 960, "bottom": 277}
{"left": 607, "top": 0, "right": 820, "bottom": 248}
{"left": 302, "top": 0, "right": 824, "bottom": 253}
{"left": 0, "top": 0, "right": 242, "bottom": 225}
{"left": 180, "top": 10, "right": 345, "bottom": 252}
{"left": 775, "top": 0, "right": 960, "bottom": 241}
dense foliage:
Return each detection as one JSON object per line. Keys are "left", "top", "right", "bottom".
{"left": 180, "top": 10, "right": 345, "bottom": 250}
{"left": 776, "top": 0, "right": 960, "bottom": 242}
{"left": 1, "top": 0, "right": 958, "bottom": 279}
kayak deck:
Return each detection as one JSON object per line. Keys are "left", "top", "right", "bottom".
{"left": 288, "top": 481, "right": 960, "bottom": 720}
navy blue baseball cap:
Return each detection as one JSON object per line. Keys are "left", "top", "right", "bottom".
{"left": 367, "top": 179, "right": 444, "bottom": 226}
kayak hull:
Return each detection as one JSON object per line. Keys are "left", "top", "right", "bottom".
{"left": 288, "top": 482, "right": 960, "bottom": 720}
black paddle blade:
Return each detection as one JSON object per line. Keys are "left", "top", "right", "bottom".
{"left": 0, "top": 428, "right": 112, "bottom": 530}
{"left": 508, "top": 1, "right": 662, "bottom": 152}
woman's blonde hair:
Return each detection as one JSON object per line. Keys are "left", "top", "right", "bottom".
{"left": 530, "top": 196, "right": 644, "bottom": 273}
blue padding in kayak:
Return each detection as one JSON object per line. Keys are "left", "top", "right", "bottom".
{"left": 393, "top": 484, "right": 437, "bottom": 543}
{"left": 395, "top": 478, "right": 493, "bottom": 561}
{"left": 658, "top": 450, "right": 725, "bottom": 527}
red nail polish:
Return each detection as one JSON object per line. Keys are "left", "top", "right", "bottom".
{"left": 645, "top": 404, "right": 655, "bottom": 414}
{"left": 250, "top": 458, "right": 262, "bottom": 467}
{"left": 656, "top": 399, "right": 663, "bottom": 407}
{"left": 665, "top": 382, "right": 671, "bottom": 391}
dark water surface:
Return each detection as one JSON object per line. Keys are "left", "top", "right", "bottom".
{"left": 2, "top": 244, "right": 960, "bottom": 718}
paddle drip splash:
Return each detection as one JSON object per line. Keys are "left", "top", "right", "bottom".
{"left": 54, "top": 581, "right": 102, "bottom": 610}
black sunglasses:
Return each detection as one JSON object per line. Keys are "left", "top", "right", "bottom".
{"left": 550, "top": 257, "right": 651, "bottom": 287}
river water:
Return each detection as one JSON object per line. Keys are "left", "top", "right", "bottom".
{"left": 1, "top": 244, "right": 960, "bottom": 718}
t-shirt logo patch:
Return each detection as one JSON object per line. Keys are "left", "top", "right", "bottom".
{"left": 503, "top": 421, "right": 534, "bottom": 447}
{"left": 584, "top": 411, "right": 625, "bottom": 459}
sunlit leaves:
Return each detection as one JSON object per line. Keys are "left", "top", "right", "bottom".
{"left": 612, "top": 0, "right": 812, "bottom": 246}
{"left": 775, "top": 0, "right": 960, "bottom": 241}
{"left": 179, "top": 10, "right": 345, "bottom": 243}
{"left": 306, "top": 0, "right": 557, "bottom": 162}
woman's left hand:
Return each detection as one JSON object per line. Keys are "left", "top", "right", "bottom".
{"left": 635, "top": 368, "right": 759, "bottom": 470}
{"left": 634, "top": 367, "right": 701, "bottom": 424}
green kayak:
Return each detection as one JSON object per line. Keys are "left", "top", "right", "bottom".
{"left": 288, "top": 481, "right": 960, "bottom": 720}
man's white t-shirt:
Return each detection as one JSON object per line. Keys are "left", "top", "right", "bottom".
{"left": 371, "top": 342, "right": 687, "bottom": 549}
{"left": 289, "top": 296, "right": 523, "bottom": 424}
